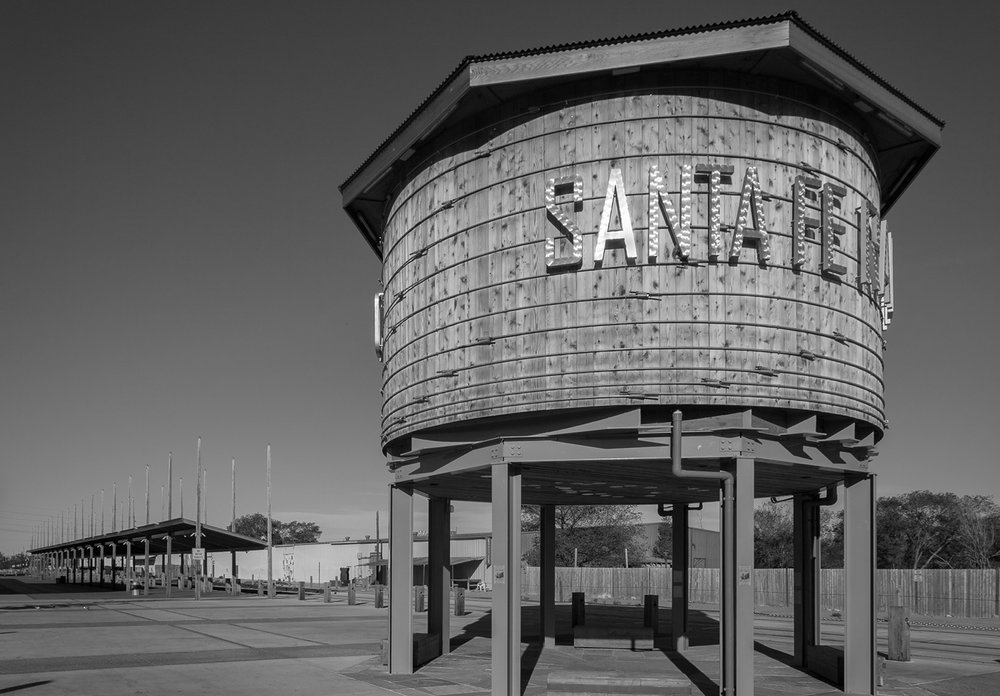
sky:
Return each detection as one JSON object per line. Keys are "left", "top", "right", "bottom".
{"left": 2, "top": 1, "right": 997, "bottom": 555}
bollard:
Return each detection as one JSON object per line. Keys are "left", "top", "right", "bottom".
{"left": 414, "top": 585, "right": 426, "bottom": 612}
{"left": 324, "top": 584, "right": 331, "bottom": 603}
{"left": 347, "top": 584, "right": 356, "bottom": 605}
{"left": 298, "top": 581, "right": 306, "bottom": 600}
{"left": 571, "top": 592, "right": 586, "bottom": 627}
{"left": 257, "top": 580, "right": 264, "bottom": 597}
{"left": 888, "top": 605, "right": 911, "bottom": 661}
{"left": 454, "top": 587, "right": 466, "bottom": 616}
{"left": 644, "top": 594, "right": 659, "bottom": 633}
{"left": 374, "top": 584, "right": 385, "bottom": 608}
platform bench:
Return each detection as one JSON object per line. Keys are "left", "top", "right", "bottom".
{"left": 547, "top": 670, "right": 692, "bottom": 695}
{"left": 572, "top": 625, "right": 655, "bottom": 650}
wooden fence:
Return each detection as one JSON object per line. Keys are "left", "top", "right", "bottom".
{"left": 521, "top": 567, "right": 1000, "bottom": 619}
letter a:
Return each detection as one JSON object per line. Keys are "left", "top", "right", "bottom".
{"left": 594, "top": 168, "right": 637, "bottom": 264}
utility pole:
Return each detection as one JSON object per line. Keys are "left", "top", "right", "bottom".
{"left": 267, "top": 443, "right": 273, "bottom": 598}
{"left": 231, "top": 458, "right": 236, "bottom": 531}
{"left": 195, "top": 437, "right": 202, "bottom": 600}
{"left": 168, "top": 452, "right": 173, "bottom": 519}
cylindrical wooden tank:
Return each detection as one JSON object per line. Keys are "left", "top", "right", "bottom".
{"left": 378, "top": 72, "right": 888, "bottom": 452}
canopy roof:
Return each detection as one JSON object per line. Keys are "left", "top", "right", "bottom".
{"left": 341, "top": 11, "right": 943, "bottom": 257}
{"left": 28, "top": 518, "right": 267, "bottom": 556}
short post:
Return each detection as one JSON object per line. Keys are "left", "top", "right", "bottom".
{"left": 644, "top": 594, "right": 659, "bottom": 633}
{"left": 257, "top": 580, "right": 264, "bottom": 597}
{"left": 298, "top": 581, "right": 306, "bottom": 600}
{"left": 454, "top": 586, "right": 466, "bottom": 616}
{"left": 347, "top": 583, "right": 356, "bottom": 605}
{"left": 324, "top": 584, "right": 332, "bottom": 603}
{"left": 414, "top": 585, "right": 426, "bottom": 612}
{"left": 572, "top": 592, "right": 586, "bottom": 627}
{"left": 888, "top": 605, "right": 911, "bottom": 661}
{"left": 375, "top": 584, "right": 385, "bottom": 608}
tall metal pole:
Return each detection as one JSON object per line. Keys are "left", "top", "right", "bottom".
{"left": 168, "top": 452, "right": 173, "bottom": 519}
{"left": 74, "top": 504, "right": 77, "bottom": 540}
{"left": 101, "top": 489, "right": 105, "bottom": 535}
{"left": 267, "top": 443, "right": 273, "bottom": 598}
{"left": 231, "top": 458, "right": 236, "bottom": 531}
{"left": 195, "top": 437, "right": 202, "bottom": 600}
{"left": 144, "top": 464, "right": 150, "bottom": 591}
{"left": 128, "top": 474, "right": 133, "bottom": 528}
{"left": 90, "top": 494, "right": 94, "bottom": 537}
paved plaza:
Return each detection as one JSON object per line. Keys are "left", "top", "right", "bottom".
{"left": 0, "top": 580, "right": 997, "bottom": 696}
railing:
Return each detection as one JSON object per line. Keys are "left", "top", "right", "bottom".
{"left": 520, "top": 567, "right": 1000, "bottom": 619}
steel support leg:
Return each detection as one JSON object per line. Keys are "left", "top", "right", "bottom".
{"left": 491, "top": 463, "right": 521, "bottom": 696}
{"left": 671, "top": 505, "right": 690, "bottom": 652}
{"left": 733, "top": 457, "right": 755, "bottom": 696}
{"left": 389, "top": 484, "right": 414, "bottom": 674}
{"left": 165, "top": 536, "right": 173, "bottom": 598}
{"left": 793, "top": 494, "right": 821, "bottom": 668}
{"left": 844, "top": 475, "right": 876, "bottom": 695}
{"left": 428, "top": 496, "right": 451, "bottom": 657}
{"left": 125, "top": 541, "right": 132, "bottom": 595}
{"left": 539, "top": 504, "right": 556, "bottom": 648}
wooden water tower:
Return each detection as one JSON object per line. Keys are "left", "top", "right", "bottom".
{"left": 341, "top": 12, "right": 942, "bottom": 696}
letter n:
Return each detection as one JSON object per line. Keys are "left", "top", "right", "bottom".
{"left": 648, "top": 164, "right": 691, "bottom": 262}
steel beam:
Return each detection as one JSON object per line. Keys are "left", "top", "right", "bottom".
{"left": 491, "top": 463, "right": 521, "bottom": 696}
{"left": 733, "top": 457, "right": 756, "bottom": 696}
{"left": 844, "top": 474, "right": 876, "bottom": 695}
{"left": 539, "top": 504, "right": 556, "bottom": 648}
{"left": 428, "top": 496, "right": 451, "bottom": 657}
{"left": 392, "top": 432, "right": 871, "bottom": 487}
{"left": 671, "top": 505, "right": 689, "bottom": 651}
{"left": 793, "top": 493, "right": 821, "bottom": 667}
{"left": 389, "top": 484, "right": 414, "bottom": 674}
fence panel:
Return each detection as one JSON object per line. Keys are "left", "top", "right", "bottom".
{"left": 522, "top": 567, "right": 999, "bottom": 618}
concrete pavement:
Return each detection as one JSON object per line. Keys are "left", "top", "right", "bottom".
{"left": 0, "top": 580, "right": 996, "bottom": 696}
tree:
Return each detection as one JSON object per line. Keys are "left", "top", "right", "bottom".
{"left": 953, "top": 496, "right": 1000, "bottom": 569}
{"left": 754, "top": 500, "right": 794, "bottom": 567}
{"left": 280, "top": 520, "right": 322, "bottom": 544}
{"left": 877, "top": 491, "right": 962, "bottom": 569}
{"left": 522, "top": 505, "right": 647, "bottom": 567}
{"left": 653, "top": 521, "right": 672, "bottom": 562}
{"left": 753, "top": 500, "right": 843, "bottom": 568}
{"left": 229, "top": 513, "right": 322, "bottom": 544}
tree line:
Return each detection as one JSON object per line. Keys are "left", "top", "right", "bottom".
{"left": 228, "top": 513, "right": 322, "bottom": 545}
{"left": 520, "top": 491, "right": 1000, "bottom": 569}
{"left": 752, "top": 491, "right": 1000, "bottom": 569}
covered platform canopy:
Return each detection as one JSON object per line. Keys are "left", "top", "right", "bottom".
{"left": 28, "top": 518, "right": 267, "bottom": 557}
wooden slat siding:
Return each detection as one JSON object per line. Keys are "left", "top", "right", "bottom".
{"left": 379, "top": 86, "right": 883, "bottom": 448}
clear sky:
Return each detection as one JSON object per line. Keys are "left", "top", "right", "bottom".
{"left": 2, "top": 1, "right": 997, "bottom": 555}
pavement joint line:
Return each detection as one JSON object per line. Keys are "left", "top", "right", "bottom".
{"left": 0, "top": 643, "right": 383, "bottom": 676}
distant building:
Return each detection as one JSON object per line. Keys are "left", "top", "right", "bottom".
{"left": 520, "top": 522, "right": 720, "bottom": 568}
